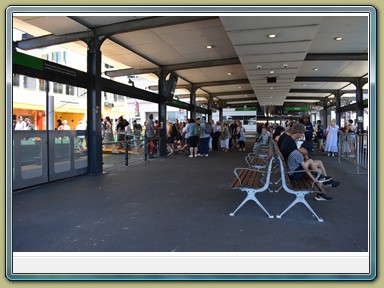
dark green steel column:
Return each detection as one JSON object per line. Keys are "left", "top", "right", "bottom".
{"left": 190, "top": 84, "right": 196, "bottom": 120}
{"left": 355, "top": 77, "right": 364, "bottom": 132}
{"left": 158, "top": 68, "right": 167, "bottom": 157}
{"left": 335, "top": 90, "right": 341, "bottom": 127}
{"left": 87, "top": 37, "right": 103, "bottom": 175}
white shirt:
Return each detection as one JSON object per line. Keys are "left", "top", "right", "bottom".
{"left": 15, "top": 121, "right": 26, "bottom": 130}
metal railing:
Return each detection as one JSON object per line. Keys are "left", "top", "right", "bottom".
{"left": 102, "top": 134, "right": 162, "bottom": 167}
{"left": 338, "top": 132, "right": 368, "bottom": 174}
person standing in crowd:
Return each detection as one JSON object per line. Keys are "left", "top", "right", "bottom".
{"left": 56, "top": 119, "right": 63, "bottom": 130}
{"left": 302, "top": 115, "right": 314, "bottom": 154}
{"left": 236, "top": 121, "right": 246, "bottom": 151}
{"left": 179, "top": 121, "right": 188, "bottom": 152}
{"left": 103, "top": 116, "right": 114, "bottom": 142}
{"left": 186, "top": 118, "right": 199, "bottom": 158}
{"left": 208, "top": 119, "right": 215, "bottom": 152}
{"left": 24, "top": 118, "right": 35, "bottom": 130}
{"left": 197, "top": 117, "right": 211, "bottom": 157}
{"left": 229, "top": 119, "right": 238, "bottom": 149}
{"left": 166, "top": 120, "right": 175, "bottom": 155}
{"left": 211, "top": 121, "right": 221, "bottom": 151}
{"left": 124, "top": 121, "right": 133, "bottom": 150}
{"left": 315, "top": 120, "right": 325, "bottom": 152}
{"left": 345, "top": 119, "right": 357, "bottom": 157}
{"left": 256, "top": 126, "right": 269, "bottom": 146}
{"left": 303, "top": 116, "right": 313, "bottom": 141}
{"left": 145, "top": 114, "right": 156, "bottom": 156}
{"left": 220, "top": 122, "right": 231, "bottom": 152}
{"left": 132, "top": 120, "right": 142, "bottom": 148}
{"left": 116, "top": 116, "right": 126, "bottom": 147}
{"left": 62, "top": 120, "right": 71, "bottom": 130}
{"left": 14, "top": 116, "right": 26, "bottom": 130}
{"left": 285, "top": 117, "right": 294, "bottom": 130}
{"left": 324, "top": 119, "right": 340, "bottom": 157}
{"left": 272, "top": 126, "right": 285, "bottom": 143}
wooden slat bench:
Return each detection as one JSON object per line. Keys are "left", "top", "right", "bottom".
{"left": 229, "top": 155, "right": 275, "bottom": 218}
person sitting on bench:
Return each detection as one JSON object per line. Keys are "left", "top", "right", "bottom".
{"left": 287, "top": 141, "right": 340, "bottom": 201}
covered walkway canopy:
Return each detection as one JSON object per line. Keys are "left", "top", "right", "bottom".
{"left": 9, "top": 6, "right": 372, "bottom": 175}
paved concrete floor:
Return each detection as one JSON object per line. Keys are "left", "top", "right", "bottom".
{"left": 12, "top": 141, "right": 369, "bottom": 252}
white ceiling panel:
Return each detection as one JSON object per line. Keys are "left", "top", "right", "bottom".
{"left": 13, "top": 13, "right": 370, "bottom": 111}
{"left": 227, "top": 24, "right": 320, "bottom": 44}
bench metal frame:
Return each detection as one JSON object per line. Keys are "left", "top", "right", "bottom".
{"left": 275, "top": 155, "right": 325, "bottom": 222}
{"left": 230, "top": 156, "right": 275, "bottom": 218}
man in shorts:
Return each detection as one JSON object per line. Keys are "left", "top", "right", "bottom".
{"left": 287, "top": 141, "right": 340, "bottom": 201}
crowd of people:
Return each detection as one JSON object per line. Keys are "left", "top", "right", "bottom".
{"left": 98, "top": 113, "right": 356, "bottom": 161}
{"left": 142, "top": 116, "right": 249, "bottom": 158}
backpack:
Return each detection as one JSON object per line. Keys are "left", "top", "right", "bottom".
{"left": 193, "top": 124, "right": 201, "bottom": 136}
{"left": 171, "top": 124, "right": 178, "bottom": 137}
{"left": 204, "top": 123, "right": 212, "bottom": 134}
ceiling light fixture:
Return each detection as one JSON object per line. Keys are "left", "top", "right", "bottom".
{"left": 270, "top": 87, "right": 274, "bottom": 90}
{"left": 227, "top": 72, "right": 232, "bottom": 75}
{"left": 269, "top": 71, "right": 275, "bottom": 74}
{"left": 267, "top": 34, "right": 277, "bottom": 38}
{"left": 334, "top": 37, "right": 343, "bottom": 41}
{"left": 313, "top": 68, "right": 319, "bottom": 71}
{"left": 206, "top": 45, "right": 213, "bottom": 49}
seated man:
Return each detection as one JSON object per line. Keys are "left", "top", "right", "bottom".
{"left": 279, "top": 123, "right": 306, "bottom": 162}
{"left": 287, "top": 141, "right": 340, "bottom": 201}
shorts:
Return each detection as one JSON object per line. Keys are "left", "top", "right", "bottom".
{"left": 289, "top": 166, "right": 305, "bottom": 180}
{"left": 167, "top": 137, "right": 174, "bottom": 144}
{"left": 188, "top": 136, "right": 199, "bottom": 147}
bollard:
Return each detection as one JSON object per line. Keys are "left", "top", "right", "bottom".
{"left": 125, "top": 139, "right": 129, "bottom": 166}
{"left": 144, "top": 135, "right": 148, "bottom": 161}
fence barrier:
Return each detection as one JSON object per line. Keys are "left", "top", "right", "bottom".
{"left": 338, "top": 132, "right": 368, "bottom": 174}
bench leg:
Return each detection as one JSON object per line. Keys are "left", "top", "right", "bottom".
{"left": 276, "top": 194, "right": 324, "bottom": 222}
{"left": 230, "top": 193, "right": 274, "bottom": 218}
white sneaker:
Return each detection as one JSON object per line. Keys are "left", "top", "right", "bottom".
{"left": 189, "top": 155, "right": 194, "bottom": 158}
{"left": 197, "top": 153, "right": 202, "bottom": 157}
{"left": 204, "top": 154, "right": 209, "bottom": 157}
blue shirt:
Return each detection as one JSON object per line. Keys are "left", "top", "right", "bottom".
{"left": 287, "top": 149, "right": 304, "bottom": 175}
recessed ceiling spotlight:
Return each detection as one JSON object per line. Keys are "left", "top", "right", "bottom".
{"left": 238, "top": 86, "right": 242, "bottom": 89}
{"left": 270, "top": 87, "right": 274, "bottom": 90}
{"left": 227, "top": 72, "right": 232, "bottom": 75}
{"left": 302, "top": 84, "right": 306, "bottom": 87}
{"left": 267, "top": 34, "right": 277, "bottom": 38}
{"left": 206, "top": 45, "right": 213, "bottom": 49}
{"left": 334, "top": 37, "right": 343, "bottom": 41}
{"left": 313, "top": 68, "right": 319, "bottom": 71}
{"left": 270, "top": 71, "right": 275, "bottom": 74}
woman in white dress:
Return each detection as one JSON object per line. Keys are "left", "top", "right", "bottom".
{"left": 324, "top": 119, "right": 339, "bottom": 156}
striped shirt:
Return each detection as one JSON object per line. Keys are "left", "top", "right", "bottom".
{"left": 287, "top": 149, "right": 304, "bottom": 175}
